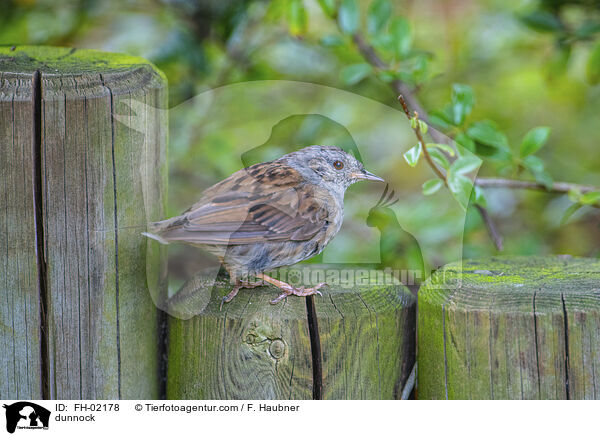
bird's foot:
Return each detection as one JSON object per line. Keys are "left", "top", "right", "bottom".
{"left": 239, "top": 280, "right": 264, "bottom": 289}
{"left": 270, "top": 283, "right": 327, "bottom": 305}
{"left": 220, "top": 280, "right": 265, "bottom": 311}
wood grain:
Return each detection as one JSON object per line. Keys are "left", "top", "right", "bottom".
{"left": 0, "top": 70, "right": 42, "bottom": 399}
{"left": 167, "top": 265, "right": 416, "bottom": 399}
{"left": 0, "top": 46, "right": 168, "bottom": 399}
{"left": 418, "top": 256, "right": 600, "bottom": 399}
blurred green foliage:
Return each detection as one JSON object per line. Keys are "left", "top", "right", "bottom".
{"left": 2, "top": 0, "right": 599, "bottom": 270}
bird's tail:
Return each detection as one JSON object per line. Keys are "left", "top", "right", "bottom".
{"left": 141, "top": 231, "right": 169, "bottom": 245}
{"left": 142, "top": 216, "right": 185, "bottom": 245}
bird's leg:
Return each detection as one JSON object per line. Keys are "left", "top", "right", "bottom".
{"left": 220, "top": 278, "right": 265, "bottom": 311}
{"left": 222, "top": 281, "right": 242, "bottom": 304}
{"left": 255, "top": 273, "right": 327, "bottom": 305}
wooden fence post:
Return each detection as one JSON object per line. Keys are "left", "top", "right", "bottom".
{"left": 0, "top": 46, "right": 167, "bottom": 399}
{"left": 167, "top": 266, "right": 416, "bottom": 399}
{"left": 418, "top": 256, "right": 600, "bottom": 399}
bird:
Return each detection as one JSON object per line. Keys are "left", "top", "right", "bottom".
{"left": 143, "top": 145, "right": 384, "bottom": 305}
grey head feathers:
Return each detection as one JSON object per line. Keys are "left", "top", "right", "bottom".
{"left": 280, "top": 145, "right": 370, "bottom": 199}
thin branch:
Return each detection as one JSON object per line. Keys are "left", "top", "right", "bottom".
{"left": 351, "top": 34, "right": 447, "bottom": 145}
{"left": 399, "top": 94, "right": 504, "bottom": 250}
{"left": 345, "top": 26, "right": 600, "bottom": 246}
{"left": 348, "top": 31, "right": 503, "bottom": 250}
{"left": 397, "top": 95, "right": 447, "bottom": 183}
{"left": 476, "top": 177, "right": 600, "bottom": 209}
{"left": 475, "top": 178, "right": 598, "bottom": 195}
{"left": 475, "top": 205, "right": 504, "bottom": 251}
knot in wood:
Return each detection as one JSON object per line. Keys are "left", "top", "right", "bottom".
{"left": 268, "top": 339, "right": 286, "bottom": 359}
{"left": 244, "top": 333, "right": 258, "bottom": 345}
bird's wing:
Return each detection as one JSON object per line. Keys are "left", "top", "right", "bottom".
{"left": 157, "top": 162, "right": 330, "bottom": 245}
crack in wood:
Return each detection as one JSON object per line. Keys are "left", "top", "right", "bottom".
{"left": 442, "top": 303, "right": 448, "bottom": 400}
{"left": 99, "top": 73, "right": 122, "bottom": 399}
{"left": 561, "top": 293, "right": 571, "bottom": 400}
{"left": 32, "top": 69, "right": 50, "bottom": 400}
{"left": 305, "top": 295, "right": 322, "bottom": 400}
{"left": 157, "top": 309, "right": 168, "bottom": 400}
{"left": 532, "top": 289, "right": 541, "bottom": 399}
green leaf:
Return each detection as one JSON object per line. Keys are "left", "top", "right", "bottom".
{"left": 404, "top": 143, "right": 422, "bottom": 167}
{"left": 317, "top": 0, "right": 337, "bottom": 18}
{"left": 520, "top": 126, "right": 550, "bottom": 157}
{"left": 418, "top": 119, "right": 428, "bottom": 134}
{"left": 338, "top": 0, "right": 360, "bottom": 34}
{"left": 454, "top": 132, "right": 476, "bottom": 153}
{"left": 575, "top": 22, "right": 600, "bottom": 39}
{"left": 568, "top": 189, "right": 582, "bottom": 203}
{"left": 320, "top": 35, "right": 344, "bottom": 47}
{"left": 447, "top": 172, "right": 473, "bottom": 211}
{"left": 471, "top": 185, "right": 487, "bottom": 208}
{"left": 547, "top": 45, "right": 571, "bottom": 78}
{"left": 369, "top": 32, "right": 393, "bottom": 53}
{"left": 422, "top": 179, "right": 443, "bottom": 195}
{"left": 266, "top": 0, "right": 288, "bottom": 20}
{"left": 580, "top": 191, "right": 600, "bottom": 205}
{"left": 451, "top": 83, "right": 475, "bottom": 126}
{"left": 427, "top": 143, "right": 455, "bottom": 156}
{"left": 520, "top": 10, "right": 563, "bottom": 33}
{"left": 450, "top": 156, "right": 480, "bottom": 175}
{"left": 428, "top": 148, "right": 450, "bottom": 170}
{"left": 410, "top": 53, "right": 430, "bottom": 85}
{"left": 587, "top": 42, "right": 600, "bottom": 85}
{"left": 429, "top": 109, "right": 452, "bottom": 130}
{"left": 287, "top": 0, "right": 307, "bottom": 36}
{"left": 560, "top": 203, "right": 583, "bottom": 225}
{"left": 367, "top": 0, "right": 391, "bottom": 35}
{"left": 389, "top": 17, "right": 411, "bottom": 58}
{"left": 466, "top": 120, "right": 510, "bottom": 151}
{"left": 522, "top": 155, "right": 545, "bottom": 173}
{"left": 376, "top": 70, "right": 396, "bottom": 82}
{"left": 340, "top": 63, "right": 373, "bottom": 85}
{"left": 533, "top": 168, "right": 554, "bottom": 190}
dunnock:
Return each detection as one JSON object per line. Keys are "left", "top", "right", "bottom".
{"left": 144, "top": 145, "right": 384, "bottom": 304}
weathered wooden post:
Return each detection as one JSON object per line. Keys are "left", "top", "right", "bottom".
{"left": 0, "top": 46, "right": 167, "bottom": 399}
{"left": 167, "top": 266, "right": 416, "bottom": 399}
{"left": 418, "top": 256, "right": 600, "bottom": 399}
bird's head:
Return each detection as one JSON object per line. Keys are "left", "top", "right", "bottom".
{"left": 284, "top": 145, "right": 384, "bottom": 193}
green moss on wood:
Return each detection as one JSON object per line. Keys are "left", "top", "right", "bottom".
{"left": 418, "top": 255, "right": 600, "bottom": 400}
{"left": 167, "top": 265, "right": 416, "bottom": 400}
{"left": 0, "top": 47, "right": 168, "bottom": 399}
{"left": 0, "top": 46, "right": 165, "bottom": 79}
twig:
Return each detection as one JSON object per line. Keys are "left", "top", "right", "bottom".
{"left": 351, "top": 34, "right": 447, "bottom": 145}
{"left": 475, "top": 204, "right": 504, "bottom": 251}
{"left": 475, "top": 178, "right": 598, "bottom": 195}
{"left": 348, "top": 31, "right": 504, "bottom": 250}
{"left": 398, "top": 95, "right": 447, "bottom": 183}
{"left": 398, "top": 96, "right": 504, "bottom": 250}
{"left": 476, "top": 177, "right": 600, "bottom": 209}
{"left": 351, "top": 31, "right": 600, "bottom": 201}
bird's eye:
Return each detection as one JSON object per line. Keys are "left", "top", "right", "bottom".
{"left": 333, "top": 160, "right": 344, "bottom": 170}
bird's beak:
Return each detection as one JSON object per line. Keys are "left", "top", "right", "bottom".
{"left": 353, "top": 170, "right": 385, "bottom": 182}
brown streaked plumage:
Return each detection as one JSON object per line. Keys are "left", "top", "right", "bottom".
{"left": 143, "top": 145, "right": 384, "bottom": 304}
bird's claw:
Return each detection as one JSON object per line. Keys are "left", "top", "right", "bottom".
{"left": 270, "top": 282, "right": 328, "bottom": 304}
